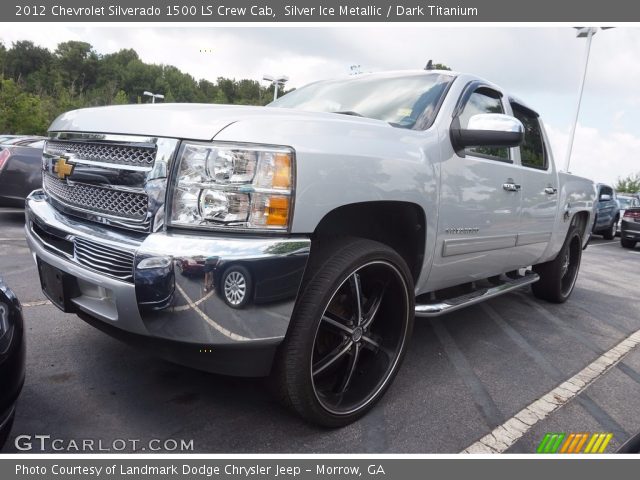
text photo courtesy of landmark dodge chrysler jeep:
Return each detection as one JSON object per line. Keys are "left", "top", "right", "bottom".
{"left": 25, "top": 70, "right": 596, "bottom": 427}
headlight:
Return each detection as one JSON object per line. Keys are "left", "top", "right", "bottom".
{"left": 0, "top": 302, "right": 8, "bottom": 339}
{"left": 169, "top": 142, "right": 294, "bottom": 231}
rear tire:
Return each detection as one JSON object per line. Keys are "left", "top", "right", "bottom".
{"left": 272, "top": 237, "right": 414, "bottom": 427}
{"left": 532, "top": 226, "right": 582, "bottom": 303}
{"left": 603, "top": 217, "right": 617, "bottom": 240}
{"left": 621, "top": 238, "right": 637, "bottom": 249}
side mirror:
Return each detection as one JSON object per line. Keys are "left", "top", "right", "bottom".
{"left": 599, "top": 194, "right": 612, "bottom": 202}
{"left": 450, "top": 113, "right": 524, "bottom": 155}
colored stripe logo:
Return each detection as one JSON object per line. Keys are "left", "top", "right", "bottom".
{"left": 537, "top": 432, "right": 613, "bottom": 453}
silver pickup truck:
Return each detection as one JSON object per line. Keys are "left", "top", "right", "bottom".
{"left": 25, "top": 70, "right": 596, "bottom": 426}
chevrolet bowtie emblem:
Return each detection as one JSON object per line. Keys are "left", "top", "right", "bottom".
{"left": 53, "top": 157, "right": 74, "bottom": 180}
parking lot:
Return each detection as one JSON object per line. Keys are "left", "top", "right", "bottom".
{"left": 1, "top": 208, "right": 639, "bottom": 453}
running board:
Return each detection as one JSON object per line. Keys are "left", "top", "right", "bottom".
{"left": 415, "top": 272, "right": 540, "bottom": 317}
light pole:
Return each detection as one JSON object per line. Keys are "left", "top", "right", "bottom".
{"left": 263, "top": 74, "right": 289, "bottom": 101}
{"left": 564, "top": 27, "right": 612, "bottom": 172}
{"left": 143, "top": 91, "right": 165, "bottom": 104}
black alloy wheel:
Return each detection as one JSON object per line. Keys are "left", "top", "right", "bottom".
{"left": 273, "top": 238, "right": 414, "bottom": 427}
{"left": 532, "top": 225, "right": 582, "bottom": 303}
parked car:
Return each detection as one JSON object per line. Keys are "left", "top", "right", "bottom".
{"left": 25, "top": 70, "right": 595, "bottom": 426}
{"left": 620, "top": 202, "right": 640, "bottom": 249}
{"left": 616, "top": 195, "right": 640, "bottom": 235}
{"left": 0, "top": 279, "right": 25, "bottom": 450}
{"left": 0, "top": 135, "right": 22, "bottom": 144}
{"left": 592, "top": 183, "right": 620, "bottom": 239}
{"left": 0, "top": 136, "right": 44, "bottom": 147}
{"left": 0, "top": 138, "right": 46, "bottom": 207}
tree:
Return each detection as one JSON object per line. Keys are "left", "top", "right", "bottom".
{"left": 113, "top": 90, "right": 128, "bottom": 105}
{"left": 432, "top": 63, "right": 452, "bottom": 71}
{"left": 615, "top": 173, "right": 640, "bottom": 194}
{"left": 54, "top": 41, "right": 99, "bottom": 95}
{"left": 0, "top": 40, "right": 289, "bottom": 135}
{"left": 0, "top": 42, "right": 6, "bottom": 77}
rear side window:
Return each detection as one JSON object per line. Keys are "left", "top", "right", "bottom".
{"left": 511, "top": 103, "right": 547, "bottom": 170}
{"left": 459, "top": 89, "right": 509, "bottom": 161}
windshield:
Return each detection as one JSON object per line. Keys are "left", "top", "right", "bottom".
{"left": 618, "top": 197, "right": 638, "bottom": 209}
{"left": 269, "top": 73, "right": 453, "bottom": 129}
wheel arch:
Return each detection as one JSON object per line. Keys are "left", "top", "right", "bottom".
{"left": 310, "top": 201, "right": 426, "bottom": 284}
{"left": 571, "top": 210, "right": 591, "bottom": 245}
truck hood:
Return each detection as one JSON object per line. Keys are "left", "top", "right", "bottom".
{"left": 49, "top": 103, "right": 390, "bottom": 140}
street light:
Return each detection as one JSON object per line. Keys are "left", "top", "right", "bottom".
{"left": 564, "top": 27, "right": 612, "bottom": 172}
{"left": 263, "top": 74, "right": 289, "bottom": 101}
{"left": 143, "top": 90, "right": 165, "bottom": 104}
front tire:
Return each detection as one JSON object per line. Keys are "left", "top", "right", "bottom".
{"left": 273, "top": 238, "right": 414, "bottom": 427}
{"left": 0, "top": 411, "right": 15, "bottom": 451}
{"left": 621, "top": 238, "right": 637, "bottom": 249}
{"left": 532, "top": 226, "right": 582, "bottom": 303}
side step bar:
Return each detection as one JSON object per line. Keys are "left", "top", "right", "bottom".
{"left": 415, "top": 272, "right": 540, "bottom": 317}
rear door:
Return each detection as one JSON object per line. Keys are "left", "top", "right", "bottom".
{"left": 507, "top": 101, "right": 559, "bottom": 268}
{"left": 429, "top": 84, "right": 523, "bottom": 290}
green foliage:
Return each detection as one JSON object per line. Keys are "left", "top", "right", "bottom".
{"left": 615, "top": 173, "right": 640, "bottom": 194}
{"left": 432, "top": 63, "right": 452, "bottom": 71}
{"left": 0, "top": 40, "right": 284, "bottom": 135}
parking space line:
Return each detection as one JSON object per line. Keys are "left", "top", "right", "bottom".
{"left": 481, "top": 303, "right": 628, "bottom": 443}
{"left": 0, "top": 237, "right": 26, "bottom": 241}
{"left": 175, "top": 283, "right": 250, "bottom": 342}
{"left": 21, "top": 300, "right": 51, "bottom": 307}
{"left": 462, "top": 329, "right": 640, "bottom": 453}
{"left": 586, "top": 241, "right": 619, "bottom": 247}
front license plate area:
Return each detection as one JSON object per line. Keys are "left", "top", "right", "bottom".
{"left": 37, "top": 259, "right": 78, "bottom": 312}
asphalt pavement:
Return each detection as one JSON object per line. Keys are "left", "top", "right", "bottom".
{"left": 1, "top": 208, "right": 639, "bottom": 453}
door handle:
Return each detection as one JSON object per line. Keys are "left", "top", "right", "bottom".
{"left": 503, "top": 183, "right": 521, "bottom": 192}
{"left": 544, "top": 187, "right": 558, "bottom": 195}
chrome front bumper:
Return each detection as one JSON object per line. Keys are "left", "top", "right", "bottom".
{"left": 25, "top": 190, "right": 310, "bottom": 376}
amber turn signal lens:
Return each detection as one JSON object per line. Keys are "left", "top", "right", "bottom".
{"left": 272, "top": 153, "right": 292, "bottom": 189}
{"left": 266, "top": 196, "right": 290, "bottom": 226}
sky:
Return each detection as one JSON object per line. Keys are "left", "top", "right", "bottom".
{"left": 1, "top": 25, "right": 639, "bottom": 186}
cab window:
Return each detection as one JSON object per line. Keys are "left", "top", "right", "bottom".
{"left": 511, "top": 103, "right": 547, "bottom": 170}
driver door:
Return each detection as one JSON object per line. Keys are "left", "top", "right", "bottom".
{"left": 428, "top": 85, "right": 522, "bottom": 291}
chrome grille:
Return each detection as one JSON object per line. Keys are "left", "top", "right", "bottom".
{"left": 43, "top": 174, "right": 148, "bottom": 221}
{"left": 46, "top": 141, "right": 156, "bottom": 168}
{"left": 74, "top": 237, "right": 135, "bottom": 282}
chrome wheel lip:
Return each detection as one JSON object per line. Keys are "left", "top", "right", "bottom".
{"left": 224, "top": 271, "right": 246, "bottom": 305}
{"left": 309, "top": 260, "right": 410, "bottom": 417}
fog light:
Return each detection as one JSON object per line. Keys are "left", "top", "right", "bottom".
{"left": 0, "top": 303, "right": 7, "bottom": 339}
{"left": 137, "top": 256, "right": 172, "bottom": 269}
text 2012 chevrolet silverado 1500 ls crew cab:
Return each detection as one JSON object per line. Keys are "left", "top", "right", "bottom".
{"left": 25, "top": 70, "right": 596, "bottom": 426}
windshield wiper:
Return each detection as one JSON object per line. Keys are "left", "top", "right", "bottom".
{"left": 331, "top": 111, "right": 364, "bottom": 117}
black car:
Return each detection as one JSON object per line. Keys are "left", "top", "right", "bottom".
{"left": 0, "top": 279, "right": 25, "bottom": 450}
{"left": 0, "top": 137, "right": 45, "bottom": 208}
{"left": 620, "top": 203, "right": 640, "bottom": 249}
